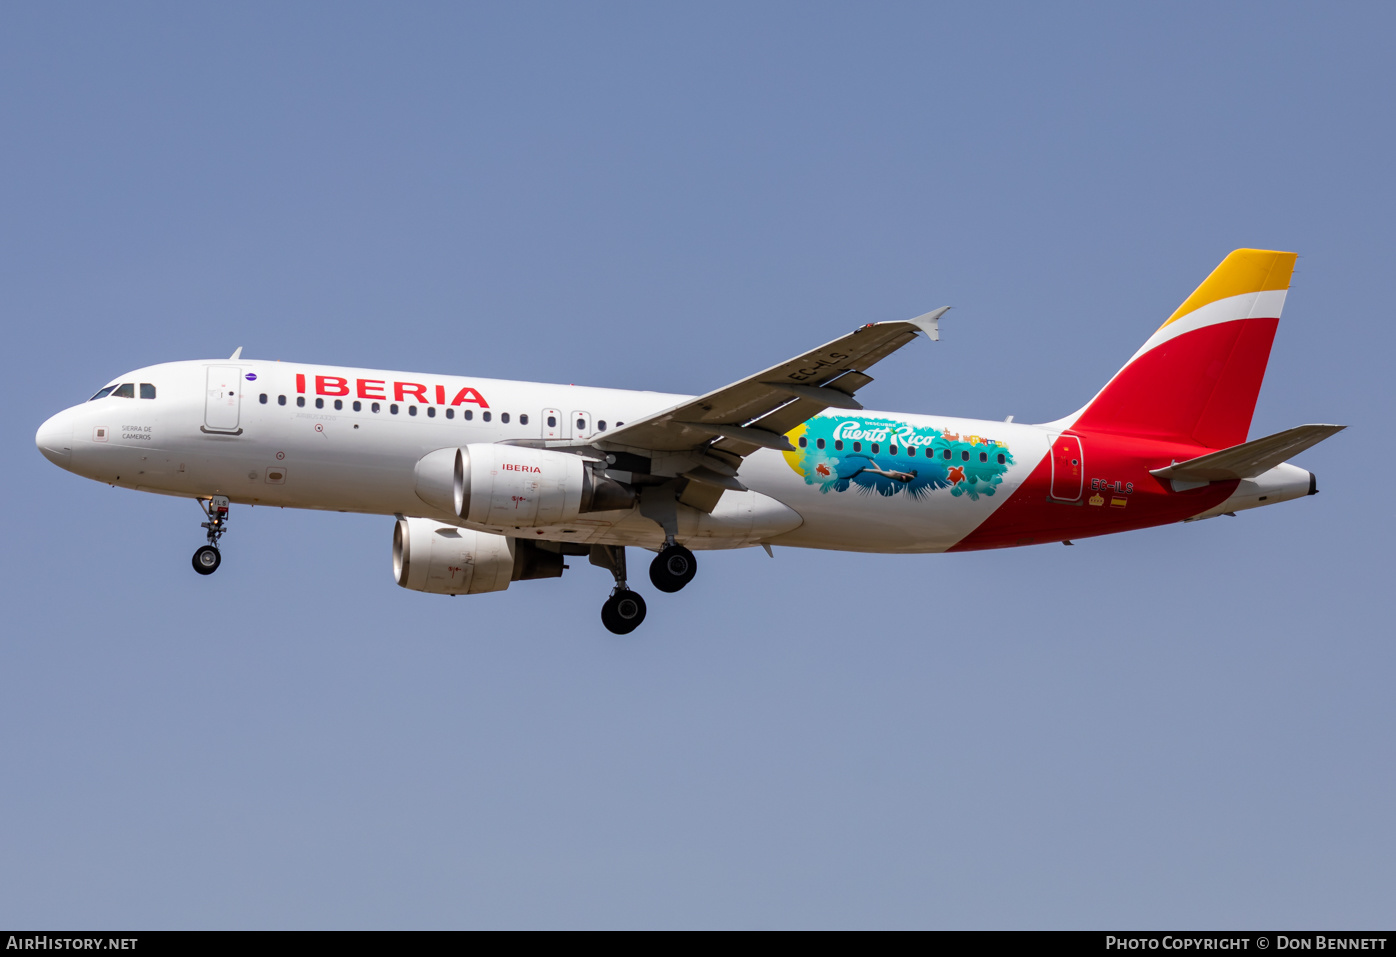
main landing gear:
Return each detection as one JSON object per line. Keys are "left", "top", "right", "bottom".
{"left": 601, "top": 589, "right": 647, "bottom": 635}
{"left": 589, "top": 542, "right": 700, "bottom": 634}
{"left": 590, "top": 544, "right": 647, "bottom": 635}
{"left": 192, "top": 495, "right": 230, "bottom": 576}
{"left": 649, "top": 543, "right": 697, "bottom": 593}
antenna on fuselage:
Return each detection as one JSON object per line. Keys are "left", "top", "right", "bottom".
{"left": 229, "top": 347, "right": 243, "bottom": 360}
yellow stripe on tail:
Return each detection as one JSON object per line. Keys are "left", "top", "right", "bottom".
{"left": 1160, "top": 248, "right": 1297, "bottom": 329}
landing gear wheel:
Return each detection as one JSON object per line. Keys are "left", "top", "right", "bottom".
{"left": 649, "top": 544, "right": 697, "bottom": 593}
{"left": 601, "top": 589, "right": 647, "bottom": 634}
{"left": 194, "top": 496, "right": 230, "bottom": 576}
{"left": 192, "top": 545, "right": 221, "bottom": 576}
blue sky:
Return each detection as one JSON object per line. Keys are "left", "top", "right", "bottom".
{"left": 3, "top": 3, "right": 1393, "bottom": 928}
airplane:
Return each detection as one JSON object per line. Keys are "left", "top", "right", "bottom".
{"left": 35, "top": 249, "right": 1343, "bottom": 634}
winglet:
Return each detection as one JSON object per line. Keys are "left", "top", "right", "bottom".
{"left": 907, "top": 307, "right": 950, "bottom": 341}
{"left": 229, "top": 347, "right": 243, "bottom": 360}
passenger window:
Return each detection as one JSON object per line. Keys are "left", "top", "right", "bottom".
{"left": 259, "top": 394, "right": 268, "bottom": 404}
{"left": 502, "top": 413, "right": 510, "bottom": 424}
{"left": 906, "top": 447, "right": 915, "bottom": 457}
{"left": 798, "top": 437, "right": 807, "bottom": 448}
{"left": 427, "top": 406, "right": 436, "bottom": 418}
{"left": 334, "top": 399, "right": 343, "bottom": 411}
{"left": 372, "top": 402, "right": 380, "bottom": 413}
{"left": 871, "top": 444, "right": 879, "bottom": 454}
{"left": 315, "top": 398, "right": 324, "bottom": 409}
{"left": 140, "top": 383, "right": 156, "bottom": 399}
{"left": 834, "top": 440, "right": 843, "bottom": 451}
{"left": 483, "top": 411, "right": 491, "bottom": 422}
{"left": 278, "top": 395, "right": 286, "bottom": 406}
{"left": 353, "top": 400, "right": 361, "bottom": 412}
{"left": 962, "top": 450, "right": 970, "bottom": 461}
{"left": 114, "top": 383, "right": 135, "bottom": 398}
{"left": 595, "top": 419, "right": 603, "bottom": 430}
{"left": 464, "top": 410, "right": 473, "bottom": 421}
{"left": 979, "top": 451, "right": 987, "bottom": 462}
{"left": 616, "top": 422, "right": 624, "bottom": 427}
{"left": 391, "top": 404, "right": 399, "bottom": 414}
{"left": 547, "top": 415, "right": 557, "bottom": 428}
{"left": 997, "top": 453, "right": 1006, "bottom": 464}
{"left": 520, "top": 414, "right": 529, "bottom": 426}
{"left": 89, "top": 385, "right": 118, "bottom": 401}
{"left": 943, "top": 449, "right": 951, "bottom": 460}
{"left": 576, "top": 417, "right": 585, "bottom": 430}
{"left": 408, "top": 406, "right": 417, "bottom": 416}
{"left": 297, "top": 396, "right": 305, "bottom": 407}
{"left": 446, "top": 408, "right": 454, "bottom": 419}
{"left": 816, "top": 438, "right": 825, "bottom": 449}
{"left": 852, "top": 442, "right": 861, "bottom": 452}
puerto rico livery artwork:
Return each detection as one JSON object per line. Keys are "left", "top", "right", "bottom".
{"left": 36, "top": 249, "right": 1343, "bottom": 633}
{"left": 784, "top": 417, "right": 1014, "bottom": 501}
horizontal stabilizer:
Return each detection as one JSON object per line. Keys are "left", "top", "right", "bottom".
{"left": 1151, "top": 424, "right": 1346, "bottom": 483}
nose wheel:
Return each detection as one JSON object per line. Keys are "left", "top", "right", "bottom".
{"left": 649, "top": 543, "right": 697, "bottom": 593}
{"left": 192, "top": 545, "right": 221, "bottom": 575}
{"left": 192, "top": 495, "right": 230, "bottom": 576}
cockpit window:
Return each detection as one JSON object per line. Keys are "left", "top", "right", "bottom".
{"left": 140, "top": 383, "right": 156, "bottom": 399}
{"left": 113, "top": 383, "right": 135, "bottom": 398}
{"left": 89, "top": 385, "right": 118, "bottom": 401}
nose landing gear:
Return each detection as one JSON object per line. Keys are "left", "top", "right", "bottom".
{"left": 192, "top": 495, "right": 230, "bottom": 576}
{"left": 649, "top": 543, "right": 697, "bottom": 593}
{"left": 590, "top": 544, "right": 647, "bottom": 634}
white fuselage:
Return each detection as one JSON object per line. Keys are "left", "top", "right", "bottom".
{"left": 37, "top": 358, "right": 1061, "bottom": 554}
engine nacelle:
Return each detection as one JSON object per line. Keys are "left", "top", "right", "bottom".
{"left": 414, "top": 445, "right": 635, "bottom": 528}
{"left": 393, "top": 516, "right": 515, "bottom": 595}
{"left": 463, "top": 444, "right": 585, "bottom": 527}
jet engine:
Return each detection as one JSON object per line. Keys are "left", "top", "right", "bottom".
{"left": 393, "top": 517, "right": 569, "bottom": 595}
{"left": 393, "top": 517, "right": 516, "bottom": 595}
{"left": 414, "top": 445, "right": 635, "bottom": 528}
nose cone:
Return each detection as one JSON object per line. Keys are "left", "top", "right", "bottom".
{"left": 36, "top": 410, "right": 74, "bottom": 469}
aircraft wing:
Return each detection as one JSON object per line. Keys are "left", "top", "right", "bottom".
{"left": 599, "top": 309, "right": 949, "bottom": 462}
{"left": 1150, "top": 423, "right": 1346, "bottom": 483}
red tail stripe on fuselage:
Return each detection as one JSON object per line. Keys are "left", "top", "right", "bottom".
{"left": 949, "top": 428, "right": 1237, "bottom": 550}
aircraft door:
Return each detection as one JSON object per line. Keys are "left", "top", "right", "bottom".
{"left": 1049, "top": 434, "right": 1083, "bottom": 501}
{"left": 541, "top": 409, "right": 562, "bottom": 440}
{"left": 571, "top": 410, "right": 592, "bottom": 440}
{"left": 204, "top": 366, "right": 243, "bottom": 434}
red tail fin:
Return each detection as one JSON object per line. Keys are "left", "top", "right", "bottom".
{"left": 1070, "top": 249, "right": 1296, "bottom": 449}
